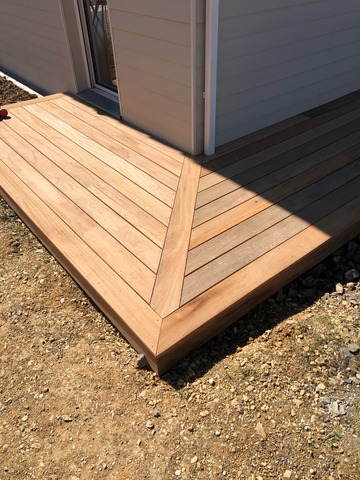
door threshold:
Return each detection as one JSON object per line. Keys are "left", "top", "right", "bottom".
{"left": 76, "top": 88, "right": 120, "bottom": 118}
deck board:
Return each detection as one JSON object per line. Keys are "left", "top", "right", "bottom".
{"left": 26, "top": 102, "right": 177, "bottom": 206}
{"left": 11, "top": 105, "right": 172, "bottom": 226}
{"left": 1, "top": 92, "right": 360, "bottom": 374}
{"left": 192, "top": 132, "right": 360, "bottom": 247}
{"left": 2, "top": 120, "right": 162, "bottom": 273}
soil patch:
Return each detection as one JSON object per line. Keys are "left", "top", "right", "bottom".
{"left": 0, "top": 76, "right": 37, "bottom": 106}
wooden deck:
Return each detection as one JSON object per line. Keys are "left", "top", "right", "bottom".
{"left": 1, "top": 92, "right": 360, "bottom": 374}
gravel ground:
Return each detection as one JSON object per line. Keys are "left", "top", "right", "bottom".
{"left": 0, "top": 76, "right": 359, "bottom": 480}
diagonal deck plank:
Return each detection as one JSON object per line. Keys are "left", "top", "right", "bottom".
{"left": 0, "top": 160, "right": 162, "bottom": 368}
{"left": 2, "top": 119, "right": 162, "bottom": 273}
{"left": 1, "top": 92, "right": 360, "bottom": 374}
{"left": 150, "top": 155, "right": 201, "bottom": 317}
{"left": 58, "top": 95, "right": 183, "bottom": 176}
{"left": 201, "top": 90, "right": 360, "bottom": 174}
{"left": 158, "top": 196, "right": 360, "bottom": 372}
{"left": 9, "top": 105, "right": 171, "bottom": 229}
{"left": 186, "top": 154, "right": 359, "bottom": 275}
{"left": 191, "top": 131, "right": 360, "bottom": 247}
{"left": 25, "top": 102, "right": 177, "bottom": 207}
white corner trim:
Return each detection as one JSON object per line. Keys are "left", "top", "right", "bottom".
{"left": 204, "top": 0, "right": 219, "bottom": 156}
{"left": 190, "top": 0, "right": 197, "bottom": 155}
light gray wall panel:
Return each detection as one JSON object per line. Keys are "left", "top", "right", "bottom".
{"left": 216, "top": 0, "right": 360, "bottom": 146}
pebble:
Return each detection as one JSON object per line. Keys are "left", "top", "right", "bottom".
{"left": 209, "top": 377, "right": 215, "bottom": 386}
{"left": 136, "top": 354, "right": 149, "bottom": 369}
{"left": 146, "top": 420, "right": 155, "bottom": 430}
{"left": 335, "top": 283, "right": 344, "bottom": 294}
{"left": 175, "top": 470, "right": 181, "bottom": 477}
{"left": 190, "top": 455, "right": 198, "bottom": 464}
{"left": 61, "top": 415, "right": 72, "bottom": 422}
{"left": 339, "top": 346, "right": 353, "bottom": 359}
{"left": 318, "top": 396, "right": 331, "bottom": 408}
{"left": 348, "top": 343, "right": 360, "bottom": 355}
{"left": 329, "top": 401, "right": 340, "bottom": 416}
{"left": 283, "top": 470, "right": 292, "bottom": 479}
{"left": 255, "top": 422, "right": 266, "bottom": 440}
{"left": 200, "top": 410, "right": 209, "bottom": 417}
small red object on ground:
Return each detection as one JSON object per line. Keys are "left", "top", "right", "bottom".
{"left": 0, "top": 109, "right": 8, "bottom": 117}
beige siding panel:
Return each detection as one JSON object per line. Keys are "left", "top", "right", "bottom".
{"left": 115, "top": 48, "right": 190, "bottom": 85}
{"left": 4, "top": 0, "right": 61, "bottom": 14}
{"left": 119, "top": 80, "right": 191, "bottom": 124}
{"left": 109, "top": 0, "right": 193, "bottom": 153}
{"left": 119, "top": 96, "right": 192, "bottom": 154}
{"left": 108, "top": 0, "right": 191, "bottom": 23}
{"left": 119, "top": 65, "right": 191, "bottom": 104}
{"left": 216, "top": 1, "right": 360, "bottom": 147}
{"left": 112, "top": 30, "right": 190, "bottom": 67}
{"left": 110, "top": 11, "right": 191, "bottom": 46}
{"left": 0, "top": 0, "right": 76, "bottom": 93}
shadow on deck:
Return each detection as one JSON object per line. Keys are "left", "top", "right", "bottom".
{"left": 1, "top": 91, "right": 360, "bottom": 374}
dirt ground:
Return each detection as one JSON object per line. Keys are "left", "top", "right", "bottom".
{"left": 1, "top": 77, "right": 360, "bottom": 480}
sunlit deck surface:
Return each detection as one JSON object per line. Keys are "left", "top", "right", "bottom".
{"left": 1, "top": 92, "right": 360, "bottom": 373}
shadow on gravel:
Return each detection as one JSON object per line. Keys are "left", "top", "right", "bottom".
{"left": 162, "top": 236, "right": 360, "bottom": 389}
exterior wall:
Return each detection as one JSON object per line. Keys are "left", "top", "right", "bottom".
{"left": 216, "top": 0, "right": 360, "bottom": 147}
{"left": 108, "top": 0, "right": 195, "bottom": 153}
{"left": 0, "top": 0, "right": 77, "bottom": 94}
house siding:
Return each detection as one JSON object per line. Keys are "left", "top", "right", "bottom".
{"left": 216, "top": 0, "right": 360, "bottom": 147}
{"left": 108, "top": 0, "right": 194, "bottom": 153}
{"left": 0, "top": 0, "right": 76, "bottom": 93}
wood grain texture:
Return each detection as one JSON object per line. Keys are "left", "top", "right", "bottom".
{"left": 157, "top": 196, "right": 360, "bottom": 374}
{"left": 0, "top": 133, "right": 156, "bottom": 302}
{"left": 187, "top": 154, "right": 357, "bottom": 275}
{"left": 184, "top": 170, "right": 360, "bottom": 303}
{"left": 0, "top": 160, "right": 162, "bottom": 368}
{"left": 200, "top": 105, "right": 360, "bottom": 192}
{"left": 2, "top": 92, "right": 360, "bottom": 375}
{"left": 196, "top": 127, "right": 348, "bottom": 210}
{"left": 19, "top": 103, "right": 172, "bottom": 224}
{"left": 69, "top": 94, "right": 186, "bottom": 163}
{"left": 3, "top": 93, "right": 63, "bottom": 110}
{"left": 150, "top": 155, "right": 201, "bottom": 317}
{"left": 191, "top": 132, "right": 360, "bottom": 248}
{"left": 202, "top": 95, "right": 360, "bottom": 174}
{"left": 3, "top": 117, "right": 163, "bottom": 274}
{"left": 30, "top": 101, "right": 177, "bottom": 205}
{"left": 53, "top": 96, "right": 183, "bottom": 179}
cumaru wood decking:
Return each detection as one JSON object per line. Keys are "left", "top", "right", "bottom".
{"left": 1, "top": 92, "right": 360, "bottom": 374}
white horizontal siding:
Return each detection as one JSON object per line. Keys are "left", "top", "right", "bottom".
{"left": 216, "top": 0, "right": 360, "bottom": 147}
{"left": 0, "top": 0, "right": 76, "bottom": 93}
{"left": 108, "top": 0, "right": 193, "bottom": 153}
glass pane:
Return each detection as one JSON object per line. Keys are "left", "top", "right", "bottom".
{"left": 82, "top": 0, "right": 117, "bottom": 91}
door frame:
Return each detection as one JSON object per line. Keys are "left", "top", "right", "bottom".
{"left": 60, "top": 0, "right": 121, "bottom": 112}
